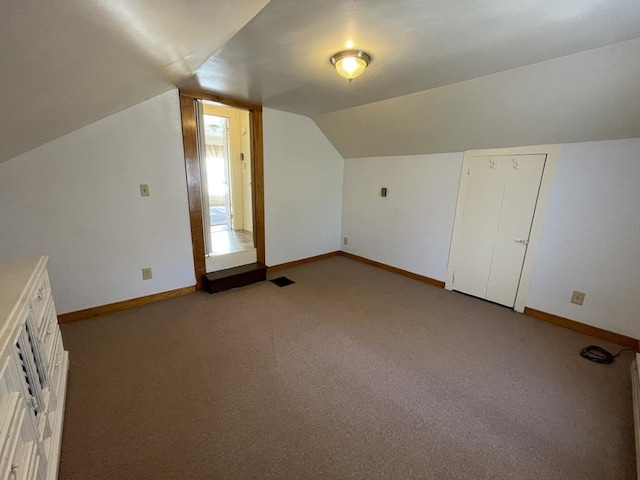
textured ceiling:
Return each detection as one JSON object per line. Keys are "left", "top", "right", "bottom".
{"left": 185, "top": 0, "right": 640, "bottom": 116}
{"left": 314, "top": 38, "right": 640, "bottom": 158}
{"left": 2, "top": 0, "right": 640, "bottom": 164}
{"left": 0, "top": 0, "right": 269, "bottom": 163}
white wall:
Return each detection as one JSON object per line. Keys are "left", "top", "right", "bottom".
{"left": 342, "top": 153, "right": 463, "bottom": 281}
{"left": 0, "top": 90, "right": 195, "bottom": 314}
{"left": 315, "top": 37, "right": 640, "bottom": 158}
{"left": 527, "top": 138, "right": 640, "bottom": 338}
{"left": 240, "top": 111, "right": 253, "bottom": 232}
{"left": 263, "top": 108, "right": 344, "bottom": 266}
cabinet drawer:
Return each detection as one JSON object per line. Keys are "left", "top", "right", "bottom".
{"left": 37, "top": 297, "right": 56, "bottom": 342}
{"left": 0, "top": 356, "right": 12, "bottom": 414}
{"left": 10, "top": 440, "right": 38, "bottom": 480}
{"left": 29, "top": 272, "right": 51, "bottom": 331}
{"left": 46, "top": 332, "right": 63, "bottom": 383}
{"left": 0, "top": 393, "right": 27, "bottom": 479}
{"left": 40, "top": 312, "right": 59, "bottom": 365}
{"left": 25, "top": 444, "right": 41, "bottom": 480}
{"left": 16, "top": 440, "right": 40, "bottom": 480}
{"left": 4, "top": 419, "right": 45, "bottom": 480}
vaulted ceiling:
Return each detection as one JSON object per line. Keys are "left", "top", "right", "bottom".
{"left": 2, "top": 0, "right": 640, "bottom": 163}
{"left": 185, "top": 0, "right": 640, "bottom": 117}
{"left": 0, "top": 0, "right": 269, "bottom": 163}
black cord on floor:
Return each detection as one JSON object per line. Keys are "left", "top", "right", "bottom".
{"left": 580, "top": 345, "right": 635, "bottom": 364}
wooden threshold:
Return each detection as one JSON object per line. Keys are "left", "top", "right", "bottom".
{"left": 523, "top": 307, "right": 640, "bottom": 351}
{"left": 203, "top": 263, "right": 266, "bottom": 294}
{"left": 267, "top": 251, "right": 341, "bottom": 272}
{"left": 57, "top": 285, "right": 196, "bottom": 324}
{"left": 339, "top": 251, "right": 446, "bottom": 288}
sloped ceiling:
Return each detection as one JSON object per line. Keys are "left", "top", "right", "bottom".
{"left": 0, "top": 0, "right": 269, "bottom": 164}
{"left": 185, "top": 0, "right": 640, "bottom": 117}
{"left": 314, "top": 38, "right": 640, "bottom": 158}
{"left": 2, "top": 0, "right": 640, "bottom": 164}
{"left": 185, "top": 0, "right": 640, "bottom": 157}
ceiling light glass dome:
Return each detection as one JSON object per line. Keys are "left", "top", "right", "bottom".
{"left": 330, "top": 50, "right": 372, "bottom": 82}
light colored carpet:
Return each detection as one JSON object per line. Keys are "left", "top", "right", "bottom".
{"left": 58, "top": 256, "right": 635, "bottom": 479}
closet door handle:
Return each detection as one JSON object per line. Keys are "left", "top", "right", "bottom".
{"left": 515, "top": 238, "right": 529, "bottom": 246}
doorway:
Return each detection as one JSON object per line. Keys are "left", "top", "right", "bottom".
{"left": 179, "top": 90, "right": 265, "bottom": 290}
{"left": 197, "top": 102, "right": 257, "bottom": 272}
{"left": 446, "top": 146, "right": 559, "bottom": 312}
{"left": 202, "top": 113, "right": 232, "bottom": 231}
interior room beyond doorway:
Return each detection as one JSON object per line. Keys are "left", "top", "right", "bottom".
{"left": 200, "top": 101, "right": 256, "bottom": 272}
{"left": 209, "top": 228, "right": 254, "bottom": 256}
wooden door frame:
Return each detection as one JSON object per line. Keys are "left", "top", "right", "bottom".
{"left": 445, "top": 144, "right": 559, "bottom": 312}
{"left": 179, "top": 90, "right": 265, "bottom": 290}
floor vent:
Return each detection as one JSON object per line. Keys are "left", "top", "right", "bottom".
{"left": 270, "top": 277, "right": 295, "bottom": 287}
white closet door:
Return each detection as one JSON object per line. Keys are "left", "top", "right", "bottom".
{"left": 451, "top": 154, "right": 546, "bottom": 307}
{"left": 451, "top": 156, "right": 508, "bottom": 299}
{"left": 485, "top": 154, "right": 546, "bottom": 306}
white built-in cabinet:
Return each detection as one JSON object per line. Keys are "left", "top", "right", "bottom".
{"left": 0, "top": 257, "right": 69, "bottom": 479}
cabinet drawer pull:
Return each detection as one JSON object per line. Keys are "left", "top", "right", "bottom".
{"left": 46, "top": 315, "right": 57, "bottom": 335}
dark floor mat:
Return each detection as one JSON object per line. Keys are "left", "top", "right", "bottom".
{"left": 270, "top": 276, "right": 295, "bottom": 287}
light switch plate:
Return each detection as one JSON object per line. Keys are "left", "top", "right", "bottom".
{"left": 140, "top": 184, "right": 150, "bottom": 197}
{"left": 142, "top": 267, "right": 152, "bottom": 280}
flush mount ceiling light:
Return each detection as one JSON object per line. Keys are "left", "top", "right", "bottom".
{"left": 330, "top": 50, "right": 372, "bottom": 83}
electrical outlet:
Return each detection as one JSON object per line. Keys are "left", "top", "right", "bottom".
{"left": 142, "top": 267, "right": 152, "bottom": 280}
{"left": 571, "top": 290, "right": 585, "bottom": 306}
{"left": 139, "top": 184, "right": 150, "bottom": 197}
{"left": 343, "top": 237, "right": 348, "bottom": 245}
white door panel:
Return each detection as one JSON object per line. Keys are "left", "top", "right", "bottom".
{"left": 452, "top": 157, "right": 508, "bottom": 299}
{"left": 451, "top": 154, "right": 546, "bottom": 308}
{"left": 485, "top": 155, "right": 546, "bottom": 306}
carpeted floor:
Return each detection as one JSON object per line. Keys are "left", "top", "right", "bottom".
{"left": 58, "top": 256, "right": 635, "bottom": 479}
